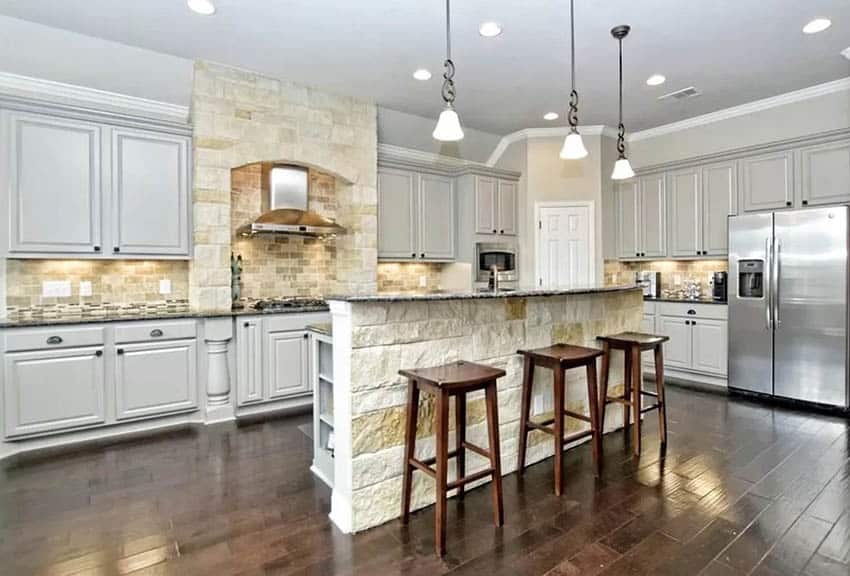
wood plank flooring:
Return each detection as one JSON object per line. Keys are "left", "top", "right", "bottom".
{"left": 1, "top": 385, "right": 849, "bottom": 575}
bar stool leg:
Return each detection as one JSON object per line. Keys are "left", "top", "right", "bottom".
{"left": 485, "top": 382, "right": 504, "bottom": 526}
{"left": 434, "top": 389, "right": 449, "bottom": 556}
{"left": 517, "top": 356, "right": 534, "bottom": 474}
{"left": 585, "top": 361, "right": 602, "bottom": 476}
{"left": 455, "top": 392, "right": 467, "bottom": 500}
{"left": 553, "top": 366, "right": 565, "bottom": 496}
{"left": 401, "top": 381, "right": 420, "bottom": 524}
{"left": 654, "top": 346, "right": 668, "bottom": 447}
{"left": 623, "top": 349, "right": 632, "bottom": 440}
{"left": 598, "top": 342, "right": 610, "bottom": 433}
{"left": 631, "top": 347, "right": 642, "bottom": 457}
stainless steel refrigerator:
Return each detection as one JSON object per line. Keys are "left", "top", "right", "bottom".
{"left": 728, "top": 206, "right": 849, "bottom": 408}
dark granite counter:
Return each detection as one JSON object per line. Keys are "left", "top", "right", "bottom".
{"left": 643, "top": 296, "right": 727, "bottom": 306}
{"left": 327, "top": 284, "right": 640, "bottom": 303}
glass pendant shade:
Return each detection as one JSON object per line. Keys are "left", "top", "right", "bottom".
{"left": 432, "top": 106, "right": 464, "bottom": 141}
{"left": 560, "top": 131, "right": 588, "bottom": 159}
{"left": 611, "top": 157, "right": 636, "bottom": 180}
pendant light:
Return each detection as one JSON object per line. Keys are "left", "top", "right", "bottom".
{"left": 432, "top": 0, "right": 464, "bottom": 141}
{"left": 559, "top": 0, "right": 588, "bottom": 160}
{"left": 610, "top": 25, "right": 635, "bottom": 180}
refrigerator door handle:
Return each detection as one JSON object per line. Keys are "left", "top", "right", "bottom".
{"left": 765, "top": 236, "right": 772, "bottom": 331}
{"left": 774, "top": 239, "right": 782, "bottom": 329}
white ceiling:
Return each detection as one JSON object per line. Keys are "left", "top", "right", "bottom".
{"left": 0, "top": 0, "right": 848, "bottom": 135}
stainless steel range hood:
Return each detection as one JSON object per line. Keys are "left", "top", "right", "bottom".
{"left": 240, "top": 164, "right": 344, "bottom": 237}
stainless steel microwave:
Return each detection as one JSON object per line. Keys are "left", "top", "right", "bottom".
{"left": 476, "top": 242, "right": 518, "bottom": 283}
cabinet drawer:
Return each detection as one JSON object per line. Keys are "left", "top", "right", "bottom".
{"left": 658, "top": 302, "right": 727, "bottom": 320}
{"left": 262, "top": 313, "right": 330, "bottom": 334}
{"left": 4, "top": 326, "right": 105, "bottom": 352}
{"left": 114, "top": 320, "right": 196, "bottom": 343}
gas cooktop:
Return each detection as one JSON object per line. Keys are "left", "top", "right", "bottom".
{"left": 249, "top": 297, "right": 328, "bottom": 311}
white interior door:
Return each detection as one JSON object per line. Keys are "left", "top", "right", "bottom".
{"left": 537, "top": 203, "right": 594, "bottom": 288}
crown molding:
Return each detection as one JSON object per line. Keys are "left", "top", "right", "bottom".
{"left": 629, "top": 76, "right": 850, "bottom": 142}
{"left": 485, "top": 125, "right": 615, "bottom": 167}
{"left": 378, "top": 143, "right": 520, "bottom": 180}
{"left": 0, "top": 71, "right": 189, "bottom": 124}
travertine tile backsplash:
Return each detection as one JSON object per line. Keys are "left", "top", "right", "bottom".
{"left": 604, "top": 259, "right": 728, "bottom": 291}
{"left": 376, "top": 262, "right": 444, "bottom": 293}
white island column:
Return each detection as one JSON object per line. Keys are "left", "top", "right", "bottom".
{"left": 202, "top": 317, "right": 235, "bottom": 423}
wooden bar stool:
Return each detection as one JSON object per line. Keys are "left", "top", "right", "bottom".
{"left": 399, "top": 360, "right": 505, "bottom": 557}
{"left": 516, "top": 344, "right": 604, "bottom": 496}
{"left": 596, "top": 332, "right": 669, "bottom": 456}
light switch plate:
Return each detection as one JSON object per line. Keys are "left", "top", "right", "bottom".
{"left": 42, "top": 280, "right": 71, "bottom": 298}
{"left": 159, "top": 279, "right": 172, "bottom": 295}
{"left": 419, "top": 275, "right": 428, "bottom": 288}
{"left": 79, "top": 281, "right": 92, "bottom": 297}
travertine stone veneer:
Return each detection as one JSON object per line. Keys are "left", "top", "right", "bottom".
{"left": 327, "top": 287, "right": 642, "bottom": 533}
{"left": 190, "top": 61, "right": 378, "bottom": 310}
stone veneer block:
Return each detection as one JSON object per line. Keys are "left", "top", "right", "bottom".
{"left": 328, "top": 289, "right": 643, "bottom": 534}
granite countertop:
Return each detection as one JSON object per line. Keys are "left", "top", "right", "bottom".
{"left": 0, "top": 301, "right": 330, "bottom": 329}
{"left": 643, "top": 296, "right": 728, "bottom": 306}
{"left": 327, "top": 284, "right": 640, "bottom": 303}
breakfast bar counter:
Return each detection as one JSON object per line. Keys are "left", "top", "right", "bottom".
{"left": 324, "top": 285, "right": 643, "bottom": 533}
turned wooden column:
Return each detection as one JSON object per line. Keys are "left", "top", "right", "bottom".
{"left": 203, "top": 317, "right": 234, "bottom": 421}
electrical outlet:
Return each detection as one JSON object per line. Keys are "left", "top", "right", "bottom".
{"left": 419, "top": 275, "right": 428, "bottom": 288}
{"left": 532, "top": 395, "right": 544, "bottom": 416}
{"left": 42, "top": 280, "right": 71, "bottom": 298}
{"left": 159, "top": 279, "right": 172, "bottom": 295}
{"left": 79, "top": 281, "right": 92, "bottom": 297}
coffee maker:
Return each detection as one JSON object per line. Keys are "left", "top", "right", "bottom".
{"left": 634, "top": 271, "right": 661, "bottom": 297}
{"left": 712, "top": 271, "right": 728, "bottom": 301}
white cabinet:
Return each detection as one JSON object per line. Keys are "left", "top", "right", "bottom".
{"left": 654, "top": 303, "right": 728, "bottom": 378}
{"left": 668, "top": 162, "right": 736, "bottom": 258}
{"left": 616, "top": 181, "right": 639, "bottom": 258}
{"left": 377, "top": 167, "right": 456, "bottom": 261}
{"left": 669, "top": 168, "right": 701, "bottom": 258}
{"left": 615, "top": 175, "right": 666, "bottom": 259}
{"left": 474, "top": 176, "right": 517, "bottom": 237}
{"left": 657, "top": 316, "right": 692, "bottom": 369}
{"left": 114, "top": 339, "right": 197, "bottom": 420}
{"left": 497, "top": 180, "right": 518, "bottom": 236}
{"left": 3, "top": 346, "right": 106, "bottom": 437}
{"left": 111, "top": 128, "right": 190, "bottom": 256}
{"left": 702, "top": 162, "right": 736, "bottom": 256}
{"left": 691, "top": 319, "right": 728, "bottom": 376}
{"left": 5, "top": 111, "right": 103, "bottom": 255}
{"left": 2, "top": 107, "right": 191, "bottom": 259}
{"left": 741, "top": 150, "right": 794, "bottom": 212}
{"left": 237, "top": 318, "right": 264, "bottom": 405}
{"left": 265, "top": 330, "right": 310, "bottom": 399}
{"left": 799, "top": 140, "right": 850, "bottom": 207}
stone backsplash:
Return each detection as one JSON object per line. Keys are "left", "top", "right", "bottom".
{"left": 5, "top": 259, "right": 189, "bottom": 308}
{"left": 604, "top": 259, "right": 728, "bottom": 291}
{"left": 376, "top": 262, "right": 445, "bottom": 293}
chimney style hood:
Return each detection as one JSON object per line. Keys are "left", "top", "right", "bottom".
{"left": 240, "top": 164, "right": 344, "bottom": 237}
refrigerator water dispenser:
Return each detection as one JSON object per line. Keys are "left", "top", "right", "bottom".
{"left": 738, "top": 260, "right": 764, "bottom": 298}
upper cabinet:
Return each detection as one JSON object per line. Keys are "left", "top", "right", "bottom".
{"left": 474, "top": 175, "right": 517, "bottom": 236}
{"left": 799, "top": 140, "right": 850, "bottom": 207}
{"left": 615, "top": 174, "right": 666, "bottom": 259}
{"left": 2, "top": 108, "right": 192, "bottom": 259}
{"left": 616, "top": 181, "right": 639, "bottom": 259}
{"left": 668, "top": 168, "right": 701, "bottom": 258}
{"left": 377, "top": 167, "right": 456, "bottom": 261}
{"left": 740, "top": 150, "right": 794, "bottom": 212}
{"left": 702, "top": 161, "right": 736, "bottom": 256}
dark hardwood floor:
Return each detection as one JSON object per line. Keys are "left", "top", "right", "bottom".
{"left": 2, "top": 385, "right": 849, "bottom": 575}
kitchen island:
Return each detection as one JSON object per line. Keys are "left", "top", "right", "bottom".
{"left": 325, "top": 285, "right": 643, "bottom": 533}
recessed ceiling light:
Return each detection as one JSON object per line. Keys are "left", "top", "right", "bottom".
{"left": 803, "top": 18, "right": 831, "bottom": 34}
{"left": 413, "top": 69, "right": 432, "bottom": 81}
{"left": 187, "top": 0, "right": 216, "bottom": 15}
{"left": 543, "top": 112, "right": 559, "bottom": 121}
{"left": 479, "top": 21, "right": 503, "bottom": 38}
{"left": 842, "top": 46, "right": 850, "bottom": 61}
{"left": 646, "top": 74, "right": 666, "bottom": 86}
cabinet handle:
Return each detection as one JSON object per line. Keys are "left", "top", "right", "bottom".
{"left": 303, "top": 333, "right": 309, "bottom": 339}
{"left": 692, "top": 320, "right": 697, "bottom": 325}
{"left": 687, "top": 309, "right": 696, "bottom": 315}
{"left": 421, "top": 253, "right": 426, "bottom": 258}
{"left": 685, "top": 320, "right": 690, "bottom": 325}
{"left": 149, "top": 329, "right": 164, "bottom": 338}
{"left": 117, "top": 348, "right": 124, "bottom": 355}
{"left": 500, "top": 229, "right": 504, "bottom": 234}
{"left": 244, "top": 321, "right": 250, "bottom": 327}
{"left": 46, "top": 336, "right": 63, "bottom": 345}
{"left": 113, "top": 246, "right": 121, "bottom": 253}
{"left": 93, "top": 245, "right": 101, "bottom": 252}
{"left": 412, "top": 253, "right": 416, "bottom": 258}
{"left": 785, "top": 201, "right": 792, "bottom": 207}
{"left": 492, "top": 229, "right": 497, "bottom": 233}
{"left": 802, "top": 200, "right": 808, "bottom": 206}
{"left": 95, "top": 350, "right": 103, "bottom": 357}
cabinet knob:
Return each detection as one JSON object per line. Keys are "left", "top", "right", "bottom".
{"left": 421, "top": 253, "right": 425, "bottom": 258}
{"left": 149, "top": 329, "right": 164, "bottom": 338}
{"left": 117, "top": 348, "right": 124, "bottom": 355}
{"left": 95, "top": 350, "right": 103, "bottom": 357}
{"left": 802, "top": 200, "right": 808, "bottom": 206}
{"left": 687, "top": 309, "right": 696, "bottom": 315}
{"left": 786, "top": 201, "right": 792, "bottom": 207}
{"left": 412, "top": 253, "right": 416, "bottom": 258}
{"left": 244, "top": 321, "right": 250, "bottom": 327}
{"left": 113, "top": 246, "right": 121, "bottom": 253}
{"left": 493, "top": 229, "right": 497, "bottom": 233}
{"left": 685, "top": 320, "right": 690, "bottom": 325}
{"left": 303, "top": 333, "right": 309, "bottom": 339}
{"left": 500, "top": 229, "right": 504, "bottom": 234}
{"left": 93, "top": 245, "right": 101, "bottom": 252}
{"left": 46, "top": 335, "right": 63, "bottom": 345}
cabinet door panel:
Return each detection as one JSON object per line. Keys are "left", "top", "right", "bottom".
{"left": 669, "top": 169, "right": 701, "bottom": 257}
{"left": 691, "top": 319, "right": 728, "bottom": 376}
{"left": 497, "top": 180, "right": 517, "bottom": 236}
{"left": 741, "top": 151, "right": 794, "bottom": 212}
{"left": 702, "top": 162, "right": 736, "bottom": 256}
{"left": 377, "top": 168, "right": 417, "bottom": 259}
{"left": 418, "top": 173, "right": 455, "bottom": 260}
{"left": 4, "top": 346, "right": 105, "bottom": 437}
{"left": 475, "top": 177, "right": 497, "bottom": 234}
{"left": 800, "top": 140, "right": 850, "bottom": 207}
{"left": 656, "top": 316, "right": 691, "bottom": 369}
{"left": 7, "top": 112, "right": 102, "bottom": 254}
{"left": 616, "top": 181, "right": 639, "bottom": 259}
{"left": 112, "top": 129, "right": 189, "bottom": 256}
{"left": 640, "top": 174, "right": 667, "bottom": 258}
{"left": 237, "top": 318, "right": 263, "bottom": 405}
{"left": 115, "top": 340, "right": 197, "bottom": 420}
{"left": 266, "top": 331, "right": 309, "bottom": 399}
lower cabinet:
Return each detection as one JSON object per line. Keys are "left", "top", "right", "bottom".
{"left": 114, "top": 339, "right": 198, "bottom": 420}
{"left": 691, "top": 319, "right": 728, "bottom": 375}
{"left": 3, "top": 346, "right": 106, "bottom": 437}
{"left": 656, "top": 316, "right": 693, "bottom": 370}
{"left": 265, "top": 330, "right": 310, "bottom": 399}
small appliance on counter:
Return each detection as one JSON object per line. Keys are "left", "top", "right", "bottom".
{"left": 476, "top": 242, "right": 517, "bottom": 287}
{"left": 634, "top": 271, "right": 661, "bottom": 297}
{"left": 711, "top": 271, "right": 728, "bottom": 301}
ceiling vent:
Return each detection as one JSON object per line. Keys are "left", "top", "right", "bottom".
{"left": 658, "top": 86, "right": 701, "bottom": 102}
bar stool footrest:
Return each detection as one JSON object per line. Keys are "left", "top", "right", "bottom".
{"left": 604, "top": 395, "right": 632, "bottom": 406}
{"left": 640, "top": 403, "right": 662, "bottom": 414}
{"left": 446, "top": 467, "right": 496, "bottom": 490}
